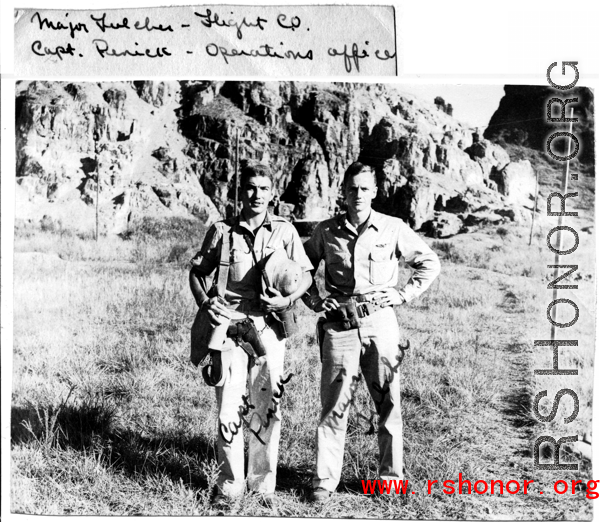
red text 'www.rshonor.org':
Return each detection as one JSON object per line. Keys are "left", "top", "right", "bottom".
{"left": 362, "top": 475, "right": 600, "bottom": 499}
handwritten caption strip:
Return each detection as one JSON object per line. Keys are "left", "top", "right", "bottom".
{"left": 14, "top": 5, "right": 397, "bottom": 77}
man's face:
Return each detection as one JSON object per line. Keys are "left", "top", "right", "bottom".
{"left": 344, "top": 170, "right": 378, "bottom": 214}
{"left": 241, "top": 175, "right": 273, "bottom": 216}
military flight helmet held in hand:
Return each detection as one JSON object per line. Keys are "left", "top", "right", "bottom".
{"left": 261, "top": 248, "right": 303, "bottom": 296}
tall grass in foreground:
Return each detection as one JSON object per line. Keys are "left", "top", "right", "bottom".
{"left": 10, "top": 220, "right": 594, "bottom": 518}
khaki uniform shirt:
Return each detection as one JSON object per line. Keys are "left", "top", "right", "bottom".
{"left": 192, "top": 212, "right": 313, "bottom": 310}
{"left": 303, "top": 210, "right": 440, "bottom": 304}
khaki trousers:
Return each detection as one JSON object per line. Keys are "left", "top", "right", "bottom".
{"left": 312, "top": 306, "right": 403, "bottom": 492}
{"left": 214, "top": 314, "right": 286, "bottom": 497}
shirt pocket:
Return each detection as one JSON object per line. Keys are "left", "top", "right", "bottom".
{"left": 327, "top": 248, "right": 352, "bottom": 285}
{"left": 369, "top": 246, "right": 395, "bottom": 285}
{"left": 229, "top": 247, "right": 251, "bottom": 282}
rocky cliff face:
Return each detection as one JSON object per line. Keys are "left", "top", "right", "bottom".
{"left": 15, "top": 81, "right": 539, "bottom": 237}
{"left": 484, "top": 85, "right": 595, "bottom": 165}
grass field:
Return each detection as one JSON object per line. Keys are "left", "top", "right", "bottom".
{"left": 10, "top": 203, "right": 596, "bottom": 518}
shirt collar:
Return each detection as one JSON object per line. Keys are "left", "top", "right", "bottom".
{"left": 237, "top": 211, "right": 273, "bottom": 234}
{"left": 339, "top": 209, "right": 381, "bottom": 232}
{"left": 367, "top": 209, "right": 382, "bottom": 231}
{"left": 262, "top": 211, "right": 273, "bottom": 230}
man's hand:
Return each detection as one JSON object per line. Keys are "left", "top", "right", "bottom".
{"left": 314, "top": 297, "right": 341, "bottom": 313}
{"left": 260, "top": 287, "right": 292, "bottom": 312}
{"left": 204, "top": 296, "right": 232, "bottom": 326}
{"left": 369, "top": 288, "right": 405, "bottom": 307}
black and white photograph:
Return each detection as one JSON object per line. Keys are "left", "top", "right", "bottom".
{"left": 7, "top": 78, "right": 596, "bottom": 518}
{"left": 2, "top": 2, "right": 598, "bottom": 521}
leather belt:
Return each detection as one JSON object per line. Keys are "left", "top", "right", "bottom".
{"left": 325, "top": 296, "right": 388, "bottom": 330}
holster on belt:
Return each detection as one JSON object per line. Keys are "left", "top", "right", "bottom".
{"left": 226, "top": 318, "right": 267, "bottom": 364}
{"left": 202, "top": 318, "right": 267, "bottom": 387}
{"left": 266, "top": 306, "right": 298, "bottom": 339}
{"left": 325, "top": 299, "right": 387, "bottom": 330}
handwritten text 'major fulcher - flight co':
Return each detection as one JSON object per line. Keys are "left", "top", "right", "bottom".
{"left": 27, "top": 9, "right": 396, "bottom": 71}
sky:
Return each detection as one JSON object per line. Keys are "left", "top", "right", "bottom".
{"left": 399, "top": 84, "right": 506, "bottom": 132}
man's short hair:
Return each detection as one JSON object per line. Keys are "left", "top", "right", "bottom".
{"left": 342, "top": 162, "right": 377, "bottom": 187}
{"left": 240, "top": 163, "right": 275, "bottom": 188}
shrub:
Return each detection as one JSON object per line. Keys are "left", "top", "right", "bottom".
{"left": 496, "top": 226, "right": 510, "bottom": 239}
{"left": 126, "top": 216, "right": 207, "bottom": 244}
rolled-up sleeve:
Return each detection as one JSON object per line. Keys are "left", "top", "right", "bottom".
{"left": 285, "top": 225, "right": 314, "bottom": 272}
{"left": 190, "top": 224, "right": 221, "bottom": 276}
{"left": 396, "top": 222, "right": 441, "bottom": 303}
{"left": 303, "top": 224, "right": 325, "bottom": 273}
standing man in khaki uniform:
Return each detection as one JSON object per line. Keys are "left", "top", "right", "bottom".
{"left": 189, "top": 164, "right": 312, "bottom": 506}
{"left": 303, "top": 162, "right": 441, "bottom": 501}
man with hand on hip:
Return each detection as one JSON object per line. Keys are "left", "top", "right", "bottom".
{"left": 189, "top": 163, "right": 312, "bottom": 507}
{"left": 302, "top": 162, "right": 441, "bottom": 502}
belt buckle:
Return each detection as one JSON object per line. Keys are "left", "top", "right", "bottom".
{"left": 356, "top": 302, "right": 369, "bottom": 319}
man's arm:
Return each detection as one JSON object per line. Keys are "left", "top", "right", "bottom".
{"left": 300, "top": 224, "right": 341, "bottom": 313}
{"left": 189, "top": 269, "right": 209, "bottom": 308}
{"left": 189, "top": 224, "right": 231, "bottom": 323}
{"left": 395, "top": 221, "right": 441, "bottom": 303}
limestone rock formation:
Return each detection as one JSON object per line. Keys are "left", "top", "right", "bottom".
{"left": 421, "top": 211, "right": 464, "bottom": 238}
{"left": 15, "top": 81, "right": 541, "bottom": 237}
{"left": 490, "top": 160, "right": 536, "bottom": 206}
{"left": 16, "top": 81, "right": 219, "bottom": 234}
